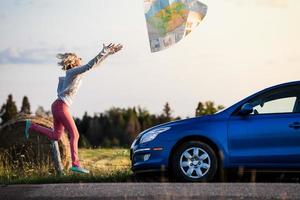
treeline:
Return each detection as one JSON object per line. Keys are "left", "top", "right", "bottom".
{"left": 0, "top": 94, "right": 224, "bottom": 148}
{"left": 74, "top": 104, "right": 180, "bottom": 148}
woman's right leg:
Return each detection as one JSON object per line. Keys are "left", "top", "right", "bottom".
{"left": 29, "top": 118, "right": 64, "bottom": 141}
{"left": 29, "top": 100, "right": 65, "bottom": 141}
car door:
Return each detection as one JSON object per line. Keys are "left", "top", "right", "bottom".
{"left": 228, "top": 85, "right": 300, "bottom": 167}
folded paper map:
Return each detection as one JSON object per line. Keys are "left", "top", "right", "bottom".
{"left": 144, "top": 0, "right": 207, "bottom": 53}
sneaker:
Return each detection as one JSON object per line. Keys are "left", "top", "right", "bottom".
{"left": 24, "top": 119, "right": 31, "bottom": 139}
{"left": 70, "top": 166, "right": 89, "bottom": 174}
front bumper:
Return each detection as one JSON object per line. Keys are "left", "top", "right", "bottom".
{"left": 130, "top": 138, "right": 175, "bottom": 173}
{"left": 131, "top": 147, "right": 167, "bottom": 173}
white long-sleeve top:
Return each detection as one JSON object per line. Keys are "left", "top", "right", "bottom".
{"left": 57, "top": 50, "right": 109, "bottom": 107}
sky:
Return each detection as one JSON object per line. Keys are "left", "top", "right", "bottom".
{"left": 0, "top": 0, "right": 299, "bottom": 118}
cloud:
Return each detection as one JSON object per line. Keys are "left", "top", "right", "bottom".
{"left": 0, "top": 47, "right": 65, "bottom": 65}
{"left": 13, "top": 0, "right": 51, "bottom": 7}
{"left": 13, "top": 0, "right": 34, "bottom": 6}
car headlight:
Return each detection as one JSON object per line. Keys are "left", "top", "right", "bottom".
{"left": 140, "top": 127, "right": 171, "bottom": 144}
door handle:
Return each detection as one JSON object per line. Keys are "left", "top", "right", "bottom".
{"left": 289, "top": 122, "right": 300, "bottom": 130}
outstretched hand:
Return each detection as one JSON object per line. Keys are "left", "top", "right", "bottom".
{"left": 103, "top": 43, "right": 123, "bottom": 55}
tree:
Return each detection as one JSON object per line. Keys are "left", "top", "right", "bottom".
{"left": 195, "top": 102, "right": 205, "bottom": 116}
{"left": 162, "top": 102, "right": 172, "bottom": 121}
{"left": 77, "top": 112, "right": 91, "bottom": 138}
{"left": 195, "top": 101, "right": 225, "bottom": 117}
{"left": 78, "top": 134, "right": 92, "bottom": 148}
{"left": 35, "top": 106, "right": 51, "bottom": 117}
{"left": 137, "top": 106, "right": 152, "bottom": 130}
{"left": 85, "top": 115, "right": 103, "bottom": 147}
{"left": 0, "top": 94, "right": 18, "bottom": 125}
{"left": 20, "top": 96, "right": 31, "bottom": 114}
{"left": 106, "top": 107, "right": 126, "bottom": 145}
{"left": 125, "top": 108, "right": 141, "bottom": 144}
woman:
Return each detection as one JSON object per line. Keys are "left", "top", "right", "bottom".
{"left": 24, "top": 43, "right": 123, "bottom": 174}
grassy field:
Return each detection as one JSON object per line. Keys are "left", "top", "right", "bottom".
{"left": 0, "top": 148, "right": 133, "bottom": 184}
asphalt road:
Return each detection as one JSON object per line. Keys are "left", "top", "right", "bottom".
{"left": 1, "top": 183, "right": 300, "bottom": 200}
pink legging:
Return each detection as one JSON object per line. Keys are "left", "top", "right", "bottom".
{"left": 29, "top": 99, "right": 80, "bottom": 167}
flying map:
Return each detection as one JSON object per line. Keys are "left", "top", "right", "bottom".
{"left": 144, "top": 0, "right": 208, "bottom": 53}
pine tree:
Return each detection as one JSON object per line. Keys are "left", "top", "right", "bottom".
{"left": 163, "top": 102, "right": 172, "bottom": 121}
{"left": 125, "top": 108, "right": 141, "bottom": 144}
{"left": 0, "top": 94, "right": 18, "bottom": 125}
{"left": 20, "top": 96, "right": 31, "bottom": 114}
{"left": 195, "top": 101, "right": 225, "bottom": 117}
{"left": 137, "top": 106, "right": 152, "bottom": 130}
{"left": 35, "top": 106, "right": 51, "bottom": 117}
{"left": 195, "top": 102, "right": 205, "bottom": 116}
{"left": 86, "top": 115, "right": 103, "bottom": 147}
{"left": 79, "top": 112, "right": 91, "bottom": 135}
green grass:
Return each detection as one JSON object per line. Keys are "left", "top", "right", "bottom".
{"left": 0, "top": 148, "right": 133, "bottom": 185}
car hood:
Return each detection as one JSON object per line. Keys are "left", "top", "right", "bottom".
{"left": 138, "top": 114, "right": 216, "bottom": 137}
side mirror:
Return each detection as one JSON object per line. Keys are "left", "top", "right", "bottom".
{"left": 239, "top": 103, "right": 253, "bottom": 115}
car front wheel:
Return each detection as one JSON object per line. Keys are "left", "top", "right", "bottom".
{"left": 171, "top": 141, "right": 218, "bottom": 182}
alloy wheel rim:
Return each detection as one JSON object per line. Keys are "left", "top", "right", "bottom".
{"left": 179, "top": 147, "right": 211, "bottom": 179}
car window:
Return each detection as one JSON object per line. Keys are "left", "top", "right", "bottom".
{"left": 252, "top": 97, "right": 296, "bottom": 114}
{"left": 246, "top": 85, "right": 300, "bottom": 115}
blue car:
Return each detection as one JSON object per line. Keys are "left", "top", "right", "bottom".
{"left": 130, "top": 81, "right": 300, "bottom": 182}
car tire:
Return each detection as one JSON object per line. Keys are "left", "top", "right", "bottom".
{"left": 171, "top": 141, "right": 218, "bottom": 182}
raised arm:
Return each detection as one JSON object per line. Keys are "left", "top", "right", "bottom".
{"left": 67, "top": 43, "right": 122, "bottom": 77}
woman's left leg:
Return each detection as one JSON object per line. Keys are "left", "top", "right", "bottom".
{"left": 56, "top": 104, "right": 80, "bottom": 167}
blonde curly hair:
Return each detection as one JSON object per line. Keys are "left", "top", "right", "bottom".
{"left": 56, "top": 53, "right": 80, "bottom": 70}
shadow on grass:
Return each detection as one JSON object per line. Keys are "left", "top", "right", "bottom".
{"left": 2, "top": 170, "right": 300, "bottom": 185}
{"left": 0, "top": 170, "right": 134, "bottom": 185}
